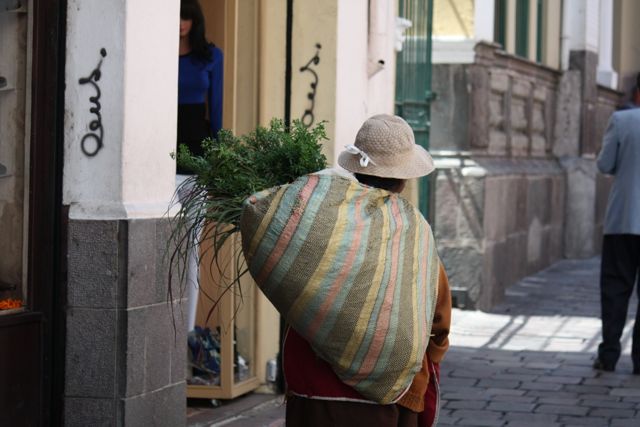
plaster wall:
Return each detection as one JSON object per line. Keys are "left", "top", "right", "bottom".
{"left": 613, "top": 0, "right": 640, "bottom": 96}
{"left": 64, "top": 0, "right": 178, "bottom": 220}
{"left": 334, "top": 0, "right": 369, "bottom": 164}
{"left": 366, "top": 0, "right": 398, "bottom": 120}
{"left": 290, "top": 0, "right": 339, "bottom": 164}
{"left": 336, "top": 0, "right": 398, "bottom": 166}
{"left": 287, "top": 0, "right": 397, "bottom": 166}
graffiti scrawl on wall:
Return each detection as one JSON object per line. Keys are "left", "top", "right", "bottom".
{"left": 78, "top": 48, "right": 107, "bottom": 157}
{"left": 300, "top": 43, "right": 321, "bottom": 128}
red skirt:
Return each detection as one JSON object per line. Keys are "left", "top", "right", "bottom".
{"left": 283, "top": 328, "right": 440, "bottom": 427}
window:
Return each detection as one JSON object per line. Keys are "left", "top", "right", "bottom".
{"left": 494, "top": 0, "right": 546, "bottom": 63}
{"left": 535, "top": 0, "right": 543, "bottom": 62}
{"left": 515, "top": 0, "right": 529, "bottom": 58}
{"left": 494, "top": 0, "right": 507, "bottom": 48}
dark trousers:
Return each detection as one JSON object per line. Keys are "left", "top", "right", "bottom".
{"left": 176, "top": 103, "right": 211, "bottom": 174}
{"left": 286, "top": 395, "right": 419, "bottom": 427}
{"left": 598, "top": 234, "right": 640, "bottom": 368}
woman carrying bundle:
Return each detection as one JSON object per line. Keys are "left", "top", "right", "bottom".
{"left": 241, "top": 115, "right": 451, "bottom": 427}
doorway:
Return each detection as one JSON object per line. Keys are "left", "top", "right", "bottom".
{"left": 395, "top": 0, "right": 435, "bottom": 219}
{"left": 0, "top": 0, "right": 65, "bottom": 425}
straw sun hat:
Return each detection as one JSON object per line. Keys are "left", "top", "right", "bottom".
{"left": 337, "top": 114, "right": 435, "bottom": 179}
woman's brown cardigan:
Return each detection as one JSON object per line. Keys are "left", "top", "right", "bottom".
{"left": 397, "top": 261, "right": 452, "bottom": 412}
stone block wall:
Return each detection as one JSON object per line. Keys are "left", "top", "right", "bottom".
{"left": 559, "top": 59, "right": 620, "bottom": 258}
{"left": 433, "top": 163, "right": 485, "bottom": 306}
{"left": 64, "top": 218, "right": 186, "bottom": 427}
{"left": 467, "top": 43, "right": 560, "bottom": 157}
{"left": 430, "top": 42, "right": 620, "bottom": 310}
{"left": 434, "top": 158, "right": 564, "bottom": 309}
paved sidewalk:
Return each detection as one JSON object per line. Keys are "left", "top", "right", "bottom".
{"left": 188, "top": 257, "right": 640, "bottom": 426}
{"left": 187, "top": 393, "right": 285, "bottom": 427}
{"left": 440, "top": 257, "right": 640, "bottom": 426}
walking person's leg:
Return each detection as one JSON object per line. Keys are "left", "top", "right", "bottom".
{"left": 631, "top": 235, "right": 640, "bottom": 374}
{"left": 176, "top": 174, "right": 201, "bottom": 333}
{"left": 597, "top": 235, "right": 638, "bottom": 370}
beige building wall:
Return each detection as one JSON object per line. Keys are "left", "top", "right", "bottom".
{"left": 259, "top": 0, "right": 401, "bottom": 171}
{"left": 613, "top": 0, "right": 640, "bottom": 96}
{"left": 258, "top": 0, "right": 287, "bottom": 126}
{"left": 202, "top": 0, "right": 259, "bottom": 135}
{"left": 433, "top": 0, "right": 474, "bottom": 39}
{"left": 290, "top": 0, "right": 339, "bottom": 163}
{"left": 541, "top": 0, "right": 561, "bottom": 69}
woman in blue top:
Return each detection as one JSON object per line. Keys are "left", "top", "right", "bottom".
{"left": 178, "top": 0, "right": 224, "bottom": 338}
{"left": 178, "top": 0, "right": 223, "bottom": 173}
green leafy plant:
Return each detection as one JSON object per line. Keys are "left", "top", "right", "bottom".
{"left": 168, "top": 119, "right": 328, "bottom": 316}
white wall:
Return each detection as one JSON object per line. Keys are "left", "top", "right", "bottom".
{"left": 64, "top": 0, "right": 179, "bottom": 219}
{"left": 366, "top": 0, "right": 399, "bottom": 119}
{"left": 334, "top": 0, "right": 369, "bottom": 164}
{"left": 334, "top": 0, "right": 397, "bottom": 165}
{"left": 561, "top": 0, "right": 600, "bottom": 70}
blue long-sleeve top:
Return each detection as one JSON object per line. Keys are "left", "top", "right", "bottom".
{"left": 178, "top": 44, "right": 223, "bottom": 137}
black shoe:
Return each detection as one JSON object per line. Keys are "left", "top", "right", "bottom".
{"left": 593, "top": 358, "right": 615, "bottom": 372}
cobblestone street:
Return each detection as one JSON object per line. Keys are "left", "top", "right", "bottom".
{"left": 189, "top": 257, "right": 640, "bottom": 426}
{"left": 440, "top": 257, "right": 640, "bottom": 426}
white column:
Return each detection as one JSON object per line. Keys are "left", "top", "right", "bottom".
{"left": 474, "top": 0, "right": 496, "bottom": 42}
{"left": 561, "top": 0, "right": 600, "bottom": 69}
{"left": 64, "top": 0, "right": 179, "bottom": 220}
{"left": 505, "top": 0, "right": 516, "bottom": 54}
{"left": 596, "top": 0, "right": 618, "bottom": 88}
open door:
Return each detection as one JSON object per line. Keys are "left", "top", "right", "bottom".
{"left": 395, "top": 0, "right": 435, "bottom": 219}
{"left": 0, "top": 0, "right": 64, "bottom": 424}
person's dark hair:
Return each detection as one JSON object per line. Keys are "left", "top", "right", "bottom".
{"left": 354, "top": 173, "right": 406, "bottom": 193}
{"left": 181, "top": 0, "right": 213, "bottom": 62}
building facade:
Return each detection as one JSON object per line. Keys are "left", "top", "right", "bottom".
{"left": 3, "top": 0, "right": 639, "bottom": 425}
{"left": 429, "top": 0, "right": 637, "bottom": 309}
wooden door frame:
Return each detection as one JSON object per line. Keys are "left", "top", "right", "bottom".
{"left": 30, "top": 0, "right": 66, "bottom": 423}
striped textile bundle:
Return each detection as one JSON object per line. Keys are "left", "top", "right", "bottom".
{"left": 240, "top": 173, "right": 440, "bottom": 404}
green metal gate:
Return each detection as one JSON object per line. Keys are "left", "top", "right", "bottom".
{"left": 395, "top": 0, "right": 435, "bottom": 219}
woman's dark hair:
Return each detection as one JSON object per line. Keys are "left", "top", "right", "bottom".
{"left": 354, "top": 173, "right": 406, "bottom": 193}
{"left": 181, "top": 0, "right": 213, "bottom": 62}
